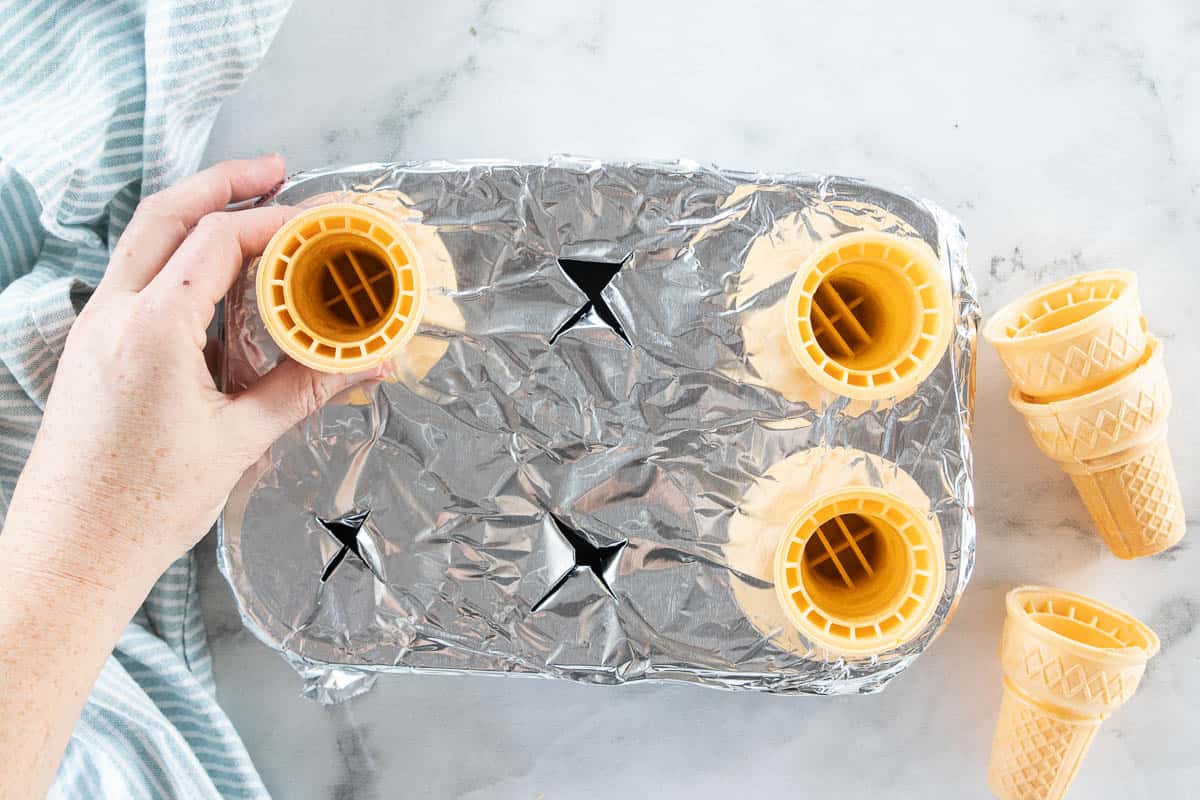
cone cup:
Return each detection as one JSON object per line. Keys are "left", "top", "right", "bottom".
{"left": 724, "top": 447, "right": 946, "bottom": 658}
{"left": 1007, "top": 336, "right": 1184, "bottom": 558}
{"left": 257, "top": 203, "right": 426, "bottom": 374}
{"left": 772, "top": 484, "right": 945, "bottom": 656}
{"left": 987, "top": 586, "right": 1158, "bottom": 800}
{"left": 1009, "top": 336, "right": 1169, "bottom": 463}
{"left": 783, "top": 231, "right": 953, "bottom": 404}
{"left": 983, "top": 270, "right": 1146, "bottom": 401}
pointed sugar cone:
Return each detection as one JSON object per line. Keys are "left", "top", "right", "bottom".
{"left": 987, "top": 586, "right": 1158, "bottom": 800}
{"left": 1008, "top": 336, "right": 1185, "bottom": 558}
{"left": 983, "top": 270, "right": 1147, "bottom": 401}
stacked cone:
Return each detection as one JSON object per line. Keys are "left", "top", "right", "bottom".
{"left": 984, "top": 270, "right": 1185, "bottom": 558}
{"left": 987, "top": 587, "right": 1159, "bottom": 800}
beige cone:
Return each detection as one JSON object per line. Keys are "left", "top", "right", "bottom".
{"left": 984, "top": 270, "right": 1146, "bottom": 401}
{"left": 724, "top": 447, "right": 945, "bottom": 658}
{"left": 987, "top": 586, "right": 1158, "bottom": 800}
{"left": 1009, "top": 336, "right": 1185, "bottom": 558}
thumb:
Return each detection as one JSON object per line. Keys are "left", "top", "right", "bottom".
{"left": 226, "top": 359, "right": 383, "bottom": 456}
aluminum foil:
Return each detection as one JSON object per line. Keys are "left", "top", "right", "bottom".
{"left": 218, "top": 157, "right": 977, "bottom": 703}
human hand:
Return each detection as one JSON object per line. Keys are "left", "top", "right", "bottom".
{"left": 4, "top": 156, "right": 382, "bottom": 591}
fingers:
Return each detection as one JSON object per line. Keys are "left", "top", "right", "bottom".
{"left": 145, "top": 204, "right": 297, "bottom": 333}
{"left": 224, "top": 360, "right": 384, "bottom": 458}
{"left": 103, "top": 155, "right": 286, "bottom": 293}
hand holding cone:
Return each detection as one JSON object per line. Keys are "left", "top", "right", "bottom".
{"left": 257, "top": 203, "right": 426, "bottom": 374}
{"left": 984, "top": 270, "right": 1185, "bottom": 558}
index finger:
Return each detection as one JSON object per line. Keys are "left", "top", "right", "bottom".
{"left": 103, "top": 156, "right": 286, "bottom": 293}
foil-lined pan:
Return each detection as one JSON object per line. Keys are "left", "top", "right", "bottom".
{"left": 218, "top": 157, "right": 977, "bottom": 703}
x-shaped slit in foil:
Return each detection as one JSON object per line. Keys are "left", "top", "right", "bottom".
{"left": 530, "top": 512, "right": 628, "bottom": 613}
{"left": 550, "top": 256, "right": 632, "bottom": 346}
{"left": 317, "top": 510, "right": 384, "bottom": 583}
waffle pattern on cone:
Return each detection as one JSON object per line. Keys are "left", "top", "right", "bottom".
{"left": 984, "top": 270, "right": 1145, "bottom": 400}
{"left": 1064, "top": 437, "right": 1186, "bottom": 559}
{"left": 1011, "top": 337, "right": 1170, "bottom": 462}
{"left": 987, "top": 682, "right": 1100, "bottom": 800}
{"left": 1000, "top": 587, "right": 1158, "bottom": 718}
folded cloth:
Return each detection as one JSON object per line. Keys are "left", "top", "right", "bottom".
{"left": 0, "top": 2, "right": 293, "bottom": 797}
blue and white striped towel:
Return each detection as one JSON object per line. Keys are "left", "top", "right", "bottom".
{"left": 0, "top": 2, "right": 293, "bottom": 797}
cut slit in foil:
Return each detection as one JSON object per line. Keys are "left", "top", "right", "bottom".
{"left": 218, "top": 157, "right": 977, "bottom": 704}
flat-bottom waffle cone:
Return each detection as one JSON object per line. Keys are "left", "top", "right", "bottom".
{"left": 987, "top": 587, "right": 1159, "bottom": 800}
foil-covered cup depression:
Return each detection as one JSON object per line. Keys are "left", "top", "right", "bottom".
{"left": 218, "top": 158, "right": 977, "bottom": 703}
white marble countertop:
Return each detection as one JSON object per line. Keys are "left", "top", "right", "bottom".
{"left": 199, "top": 1, "right": 1199, "bottom": 796}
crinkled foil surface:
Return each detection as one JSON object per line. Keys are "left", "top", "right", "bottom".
{"left": 219, "top": 158, "right": 977, "bottom": 703}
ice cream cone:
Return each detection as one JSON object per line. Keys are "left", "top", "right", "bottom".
{"left": 783, "top": 231, "right": 953, "bottom": 404}
{"left": 1007, "top": 336, "right": 1184, "bottom": 559}
{"left": 724, "top": 447, "right": 946, "bottom": 658}
{"left": 772, "top": 484, "right": 945, "bottom": 656}
{"left": 257, "top": 203, "right": 426, "bottom": 374}
{"left": 1010, "top": 336, "right": 1169, "bottom": 463}
{"left": 983, "top": 270, "right": 1146, "bottom": 401}
{"left": 987, "top": 586, "right": 1158, "bottom": 800}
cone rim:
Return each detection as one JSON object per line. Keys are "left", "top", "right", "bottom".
{"left": 783, "top": 230, "right": 952, "bottom": 402}
{"left": 999, "top": 676, "right": 1106, "bottom": 724}
{"left": 772, "top": 484, "right": 946, "bottom": 656}
{"left": 256, "top": 203, "right": 426, "bottom": 373}
{"left": 982, "top": 268, "right": 1138, "bottom": 348}
{"left": 1006, "top": 585, "right": 1160, "bottom": 665}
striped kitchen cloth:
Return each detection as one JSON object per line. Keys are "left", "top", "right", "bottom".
{"left": 0, "top": 2, "right": 293, "bottom": 797}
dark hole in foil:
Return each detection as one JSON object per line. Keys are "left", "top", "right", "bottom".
{"left": 317, "top": 510, "right": 371, "bottom": 583}
{"left": 531, "top": 512, "right": 628, "bottom": 613}
{"left": 550, "top": 256, "right": 632, "bottom": 346}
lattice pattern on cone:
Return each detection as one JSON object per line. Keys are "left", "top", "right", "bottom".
{"left": 988, "top": 684, "right": 1099, "bottom": 800}
{"left": 983, "top": 270, "right": 1145, "bottom": 400}
{"left": 1000, "top": 587, "right": 1157, "bottom": 716}
{"left": 1005, "top": 313, "right": 1144, "bottom": 398}
{"left": 1059, "top": 383, "right": 1163, "bottom": 455}
{"left": 1009, "top": 639, "right": 1143, "bottom": 709}
{"left": 988, "top": 587, "right": 1158, "bottom": 800}
{"left": 1065, "top": 435, "right": 1185, "bottom": 559}
{"left": 1120, "top": 439, "right": 1186, "bottom": 549}
{"left": 1011, "top": 336, "right": 1170, "bottom": 463}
